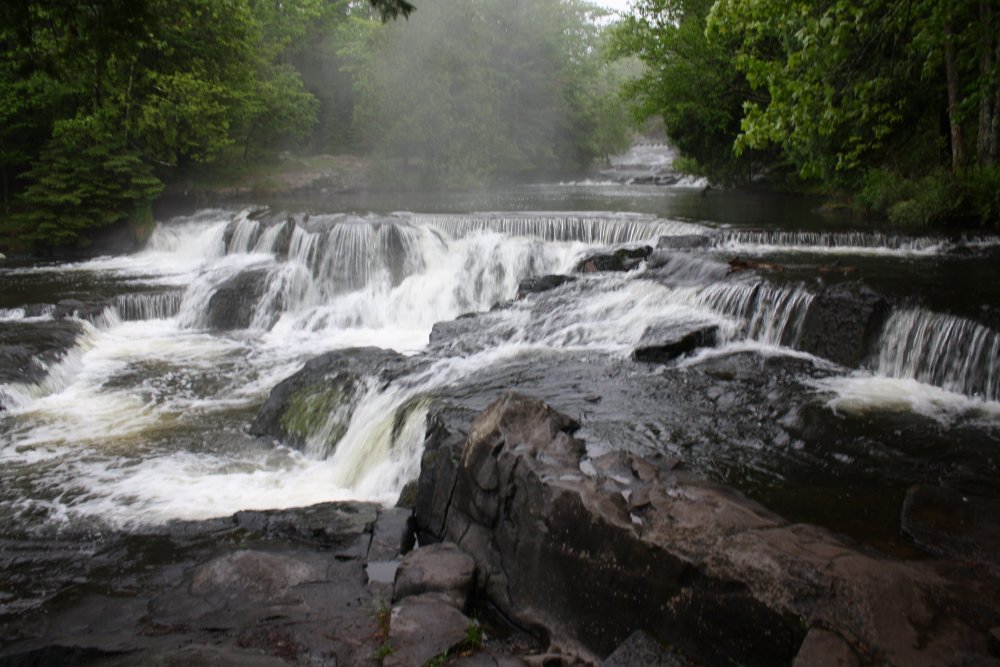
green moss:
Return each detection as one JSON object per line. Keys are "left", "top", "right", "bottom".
{"left": 280, "top": 380, "right": 358, "bottom": 454}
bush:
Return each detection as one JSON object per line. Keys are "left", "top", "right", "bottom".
{"left": 856, "top": 167, "right": 1000, "bottom": 228}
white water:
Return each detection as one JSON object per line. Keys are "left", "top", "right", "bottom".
{"left": 2, "top": 207, "right": 998, "bottom": 530}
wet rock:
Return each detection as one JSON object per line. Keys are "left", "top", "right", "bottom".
{"left": 250, "top": 347, "right": 418, "bottom": 451}
{"left": 632, "top": 324, "right": 719, "bottom": 363}
{"left": 602, "top": 630, "right": 687, "bottom": 667}
{"left": 990, "top": 627, "right": 1000, "bottom": 656}
{"left": 385, "top": 592, "right": 471, "bottom": 667}
{"left": 369, "top": 507, "right": 416, "bottom": 562}
{"left": 901, "top": 485, "right": 1000, "bottom": 564}
{"left": 415, "top": 392, "right": 1000, "bottom": 666}
{"left": 205, "top": 269, "right": 268, "bottom": 331}
{"left": 575, "top": 246, "right": 652, "bottom": 273}
{"left": 792, "top": 629, "right": 860, "bottom": 667}
{"left": 393, "top": 543, "right": 476, "bottom": 609}
{"left": 54, "top": 298, "right": 110, "bottom": 321}
{"left": 104, "top": 644, "right": 291, "bottom": 666}
{"left": 797, "top": 282, "right": 889, "bottom": 368}
{"left": 0, "top": 319, "right": 83, "bottom": 384}
{"left": 232, "top": 501, "right": 379, "bottom": 552}
{"left": 656, "top": 235, "right": 715, "bottom": 250}
{"left": 517, "top": 275, "right": 576, "bottom": 298}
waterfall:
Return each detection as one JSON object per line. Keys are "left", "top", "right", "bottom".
{"left": 114, "top": 292, "right": 183, "bottom": 321}
{"left": 414, "top": 213, "right": 702, "bottom": 245}
{"left": 875, "top": 308, "right": 1000, "bottom": 402}
{"left": 694, "top": 282, "right": 814, "bottom": 347}
{"left": 716, "top": 230, "right": 1000, "bottom": 255}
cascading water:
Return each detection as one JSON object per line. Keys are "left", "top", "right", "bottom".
{"left": 875, "top": 308, "right": 1000, "bottom": 402}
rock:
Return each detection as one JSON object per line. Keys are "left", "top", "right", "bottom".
{"left": 231, "top": 501, "right": 379, "bottom": 552}
{"left": 452, "top": 655, "right": 530, "bottom": 667}
{"left": 414, "top": 392, "right": 1000, "bottom": 667}
{"left": 205, "top": 269, "right": 269, "bottom": 331}
{"left": 632, "top": 324, "right": 719, "bottom": 363}
{"left": 656, "top": 235, "right": 715, "bottom": 250}
{"left": 369, "top": 507, "right": 416, "bottom": 562}
{"left": 901, "top": 485, "right": 1000, "bottom": 564}
{"left": 990, "top": 627, "right": 1000, "bottom": 656}
{"left": 575, "top": 246, "right": 653, "bottom": 273}
{"left": 517, "top": 275, "right": 576, "bottom": 298}
{"left": 393, "top": 543, "right": 476, "bottom": 609}
{"left": 250, "top": 347, "right": 417, "bottom": 452}
{"left": 103, "top": 645, "right": 291, "bottom": 666}
{"left": 0, "top": 318, "right": 83, "bottom": 384}
{"left": 602, "top": 630, "right": 687, "bottom": 666}
{"left": 384, "top": 592, "right": 471, "bottom": 667}
{"left": 797, "top": 282, "right": 889, "bottom": 368}
{"left": 792, "top": 629, "right": 860, "bottom": 667}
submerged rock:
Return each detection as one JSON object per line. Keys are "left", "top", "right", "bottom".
{"left": 656, "top": 235, "right": 715, "bottom": 250}
{"left": 901, "top": 485, "right": 1000, "bottom": 565}
{"left": 632, "top": 324, "right": 719, "bottom": 363}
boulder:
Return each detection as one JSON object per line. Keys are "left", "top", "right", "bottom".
{"left": 250, "top": 347, "right": 418, "bottom": 452}
{"left": 575, "top": 246, "right": 653, "bottom": 273}
{"left": 393, "top": 543, "right": 476, "bottom": 609}
{"left": 0, "top": 318, "right": 83, "bottom": 384}
{"left": 632, "top": 324, "right": 719, "bottom": 363}
{"left": 205, "top": 269, "right": 268, "bottom": 331}
{"left": 384, "top": 592, "right": 471, "bottom": 667}
{"left": 901, "top": 485, "right": 1000, "bottom": 564}
{"left": 797, "top": 282, "right": 890, "bottom": 368}
{"left": 517, "top": 275, "right": 576, "bottom": 298}
{"left": 414, "top": 392, "right": 1000, "bottom": 666}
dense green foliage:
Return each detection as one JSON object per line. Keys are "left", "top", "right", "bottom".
{"left": 1, "top": 0, "right": 633, "bottom": 250}
{"left": 613, "top": 0, "right": 1000, "bottom": 225}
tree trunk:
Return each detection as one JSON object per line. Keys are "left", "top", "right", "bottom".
{"left": 977, "top": 0, "right": 997, "bottom": 165}
{"left": 944, "top": 22, "right": 965, "bottom": 171}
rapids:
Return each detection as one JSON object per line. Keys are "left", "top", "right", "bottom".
{"left": 1, "top": 181, "right": 1000, "bottom": 621}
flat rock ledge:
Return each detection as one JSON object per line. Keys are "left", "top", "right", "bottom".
{"left": 414, "top": 392, "right": 1000, "bottom": 667}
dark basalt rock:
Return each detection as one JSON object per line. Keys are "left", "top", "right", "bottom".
{"left": 633, "top": 324, "right": 719, "bottom": 363}
{"left": 392, "top": 543, "right": 475, "bottom": 609}
{"left": 414, "top": 392, "right": 1000, "bottom": 666}
{"left": 517, "top": 274, "right": 576, "bottom": 298}
{"left": 204, "top": 269, "right": 269, "bottom": 331}
{"left": 575, "top": 246, "right": 653, "bottom": 273}
{"left": 901, "top": 485, "right": 1000, "bottom": 564}
{"left": 384, "top": 592, "right": 471, "bottom": 667}
{"left": 797, "top": 281, "right": 890, "bottom": 368}
{"left": 792, "top": 628, "right": 860, "bottom": 667}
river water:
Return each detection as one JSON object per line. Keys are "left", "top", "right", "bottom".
{"left": 1, "top": 179, "right": 999, "bottom": 623}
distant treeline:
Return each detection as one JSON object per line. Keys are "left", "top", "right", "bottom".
{"left": 0, "top": 0, "right": 633, "bottom": 250}
{"left": 612, "top": 0, "right": 1000, "bottom": 226}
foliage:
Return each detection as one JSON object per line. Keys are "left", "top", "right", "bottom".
{"left": 615, "top": 0, "right": 1000, "bottom": 224}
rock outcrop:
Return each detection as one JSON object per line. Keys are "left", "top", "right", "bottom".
{"left": 632, "top": 323, "right": 719, "bottom": 363}
{"left": 205, "top": 269, "right": 269, "bottom": 331}
{"left": 415, "top": 392, "right": 1000, "bottom": 666}
{"left": 797, "top": 282, "right": 890, "bottom": 368}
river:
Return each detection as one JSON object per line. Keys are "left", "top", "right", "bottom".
{"left": 1, "top": 175, "right": 999, "bottom": 629}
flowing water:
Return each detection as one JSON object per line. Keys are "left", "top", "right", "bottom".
{"left": 2, "top": 180, "right": 1000, "bottom": 623}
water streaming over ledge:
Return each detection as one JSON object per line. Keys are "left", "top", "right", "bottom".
{"left": 875, "top": 308, "right": 1000, "bottom": 402}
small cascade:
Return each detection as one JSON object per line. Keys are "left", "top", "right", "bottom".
{"left": 694, "top": 282, "right": 814, "bottom": 347}
{"left": 227, "top": 215, "right": 262, "bottom": 253}
{"left": 875, "top": 308, "right": 1000, "bottom": 402}
{"left": 286, "top": 219, "right": 427, "bottom": 297}
{"left": 415, "top": 213, "right": 701, "bottom": 245}
{"left": 114, "top": 292, "right": 183, "bottom": 321}
{"left": 717, "top": 230, "right": 947, "bottom": 254}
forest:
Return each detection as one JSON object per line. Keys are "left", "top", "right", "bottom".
{"left": 2, "top": 0, "right": 999, "bottom": 250}
{"left": 0, "top": 0, "right": 631, "bottom": 249}
{"left": 611, "top": 0, "right": 1000, "bottom": 226}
